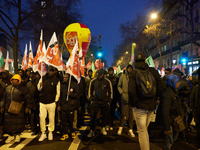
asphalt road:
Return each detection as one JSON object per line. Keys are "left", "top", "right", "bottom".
{"left": 0, "top": 116, "right": 199, "bottom": 150}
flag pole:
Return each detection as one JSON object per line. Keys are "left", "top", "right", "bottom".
{"left": 66, "top": 74, "right": 72, "bottom": 101}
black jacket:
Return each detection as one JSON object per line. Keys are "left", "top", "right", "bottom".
{"left": 190, "top": 84, "right": 200, "bottom": 122}
{"left": 59, "top": 81, "right": 79, "bottom": 111}
{"left": 88, "top": 77, "right": 113, "bottom": 104}
{"left": 156, "top": 85, "right": 181, "bottom": 131}
{"left": 38, "top": 74, "right": 60, "bottom": 104}
{"left": 128, "top": 62, "right": 162, "bottom": 110}
{"left": 0, "top": 84, "right": 32, "bottom": 134}
{"left": 106, "top": 74, "right": 119, "bottom": 99}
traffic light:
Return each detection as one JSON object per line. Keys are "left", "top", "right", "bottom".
{"left": 97, "top": 51, "right": 103, "bottom": 58}
{"left": 181, "top": 52, "right": 188, "bottom": 64}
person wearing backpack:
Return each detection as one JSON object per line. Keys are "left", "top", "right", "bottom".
{"left": 128, "top": 52, "right": 162, "bottom": 150}
{"left": 156, "top": 75, "right": 181, "bottom": 150}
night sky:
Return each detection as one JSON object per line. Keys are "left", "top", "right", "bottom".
{"left": 80, "top": 0, "right": 148, "bottom": 66}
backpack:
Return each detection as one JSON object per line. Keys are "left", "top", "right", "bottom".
{"left": 135, "top": 68, "right": 156, "bottom": 98}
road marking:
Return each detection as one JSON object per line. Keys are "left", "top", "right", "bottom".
{"left": 0, "top": 131, "right": 37, "bottom": 150}
{"left": 68, "top": 115, "right": 90, "bottom": 150}
{"left": 68, "top": 126, "right": 87, "bottom": 150}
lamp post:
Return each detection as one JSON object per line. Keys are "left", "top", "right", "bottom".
{"left": 150, "top": 13, "right": 173, "bottom": 69}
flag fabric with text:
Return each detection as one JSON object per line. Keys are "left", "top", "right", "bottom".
{"left": 22, "top": 44, "right": 28, "bottom": 71}
{"left": 28, "top": 41, "right": 34, "bottom": 68}
{"left": 86, "top": 61, "right": 92, "bottom": 70}
{"left": 66, "top": 40, "right": 81, "bottom": 83}
{"left": 95, "top": 59, "right": 99, "bottom": 69}
{"left": 44, "top": 32, "right": 62, "bottom": 70}
{"left": 4, "top": 51, "right": 9, "bottom": 70}
{"left": 33, "top": 30, "right": 43, "bottom": 73}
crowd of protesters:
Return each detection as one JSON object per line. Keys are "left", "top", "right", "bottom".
{"left": 0, "top": 52, "right": 199, "bottom": 150}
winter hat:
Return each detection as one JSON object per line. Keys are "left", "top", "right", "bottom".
{"left": 165, "top": 68, "right": 171, "bottom": 73}
{"left": 96, "top": 69, "right": 104, "bottom": 77}
{"left": 10, "top": 74, "right": 21, "bottom": 85}
{"left": 167, "top": 75, "right": 180, "bottom": 89}
{"left": 108, "top": 67, "right": 114, "bottom": 72}
{"left": 135, "top": 52, "right": 145, "bottom": 61}
{"left": 126, "top": 64, "right": 133, "bottom": 70}
{"left": 172, "top": 68, "right": 183, "bottom": 77}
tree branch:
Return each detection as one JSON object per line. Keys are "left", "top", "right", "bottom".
{"left": 0, "top": 14, "right": 15, "bottom": 37}
{"left": 0, "top": 27, "right": 13, "bottom": 41}
{"left": 0, "top": 10, "right": 16, "bottom": 28}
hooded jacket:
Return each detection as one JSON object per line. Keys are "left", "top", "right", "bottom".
{"left": 128, "top": 61, "right": 162, "bottom": 110}
{"left": 117, "top": 70, "right": 129, "bottom": 104}
{"left": 0, "top": 76, "right": 32, "bottom": 134}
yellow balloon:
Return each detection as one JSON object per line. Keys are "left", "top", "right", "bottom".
{"left": 63, "top": 23, "right": 91, "bottom": 57}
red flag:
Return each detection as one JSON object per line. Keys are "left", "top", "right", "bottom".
{"left": 66, "top": 40, "right": 81, "bottom": 83}
{"left": 44, "top": 32, "right": 62, "bottom": 70}
{"left": 22, "top": 44, "right": 28, "bottom": 71}
{"left": 33, "top": 30, "right": 43, "bottom": 73}
{"left": 95, "top": 59, "right": 99, "bottom": 69}
{"left": 28, "top": 41, "right": 34, "bottom": 68}
{"left": 37, "top": 42, "right": 47, "bottom": 76}
{"left": 86, "top": 61, "right": 92, "bottom": 70}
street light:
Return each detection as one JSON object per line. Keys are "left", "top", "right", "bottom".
{"left": 126, "top": 51, "right": 128, "bottom": 54}
{"left": 151, "top": 13, "right": 158, "bottom": 19}
{"left": 150, "top": 13, "right": 173, "bottom": 68}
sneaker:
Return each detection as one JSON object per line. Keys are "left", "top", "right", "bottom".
{"left": 15, "top": 135, "right": 20, "bottom": 142}
{"left": 5, "top": 136, "right": 15, "bottom": 143}
{"left": 60, "top": 134, "right": 69, "bottom": 141}
{"left": 87, "top": 130, "right": 95, "bottom": 138}
{"left": 117, "top": 127, "right": 123, "bottom": 135}
{"left": 128, "top": 129, "right": 135, "bottom": 138}
{"left": 71, "top": 132, "right": 76, "bottom": 139}
{"left": 101, "top": 127, "right": 107, "bottom": 135}
{"left": 38, "top": 133, "right": 47, "bottom": 141}
{"left": 48, "top": 132, "right": 53, "bottom": 140}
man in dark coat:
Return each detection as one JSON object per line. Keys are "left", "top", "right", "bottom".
{"left": 26, "top": 71, "right": 40, "bottom": 135}
{"left": 87, "top": 69, "right": 113, "bottom": 137}
{"left": 189, "top": 68, "right": 200, "bottom": 149}
{"left": 58, "top": 73, "right": 79, "bottom": 140}
{"left": 128, "top": 52, "right": 162, "bottom": 150}
{"left": 0, "top": 70, "right": 12, "bottom": 140}
{"left": 156, "top": 75, "right": 181, "bottom": 150}
{"left": 0, "top": 74, "right": 32, "bottom": 143}
{"left": 106, "top": 67, "right": 119, "bottom": 130}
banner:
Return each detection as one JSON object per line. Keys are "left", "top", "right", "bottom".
{"left": 33, "top": 29, "right": 43, "bottom": 73}
{"left": 0, "top": 47, "right": 4, "bottom": 68}
{"left": 21, "top": 44, "right": 28, "bottom": 70}
{"left": 95, "top": 59, "right": 99, "bottom": 69}
{"left": 146, "top": 56, "right": 155, "bottom": 68}
{"left": 86, "top": 61, "right": 92, "bottom": 70}
{"left": 28, "top": 41, "right": 34, "bottom": 68}
{"left": 66, "top": 40, "right": 81, "bottom": 83}
{"left": 45, "top": 32, "right": 63, "bottom": 70}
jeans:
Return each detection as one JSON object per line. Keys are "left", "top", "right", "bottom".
{"left": 120, "top": 103, "right": 133, "bottom": 129}
{"left": 39, "top": 102, "right": 56, "bottom": 133}
{"left": 162, "top": 126, "right": 179, "bottom": 150}
{"left": 132, "top": 107, "right": 154, "bottom": 150}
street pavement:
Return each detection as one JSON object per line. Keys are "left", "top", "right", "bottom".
{"left": 0, "top": 115, "right": 199, "bottom": 150}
